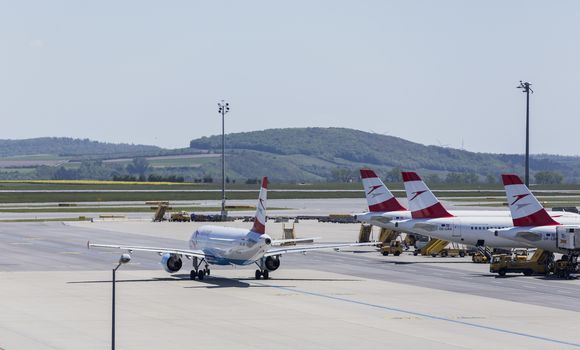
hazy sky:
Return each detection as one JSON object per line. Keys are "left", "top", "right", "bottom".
{"left": 1, "top": 1, "right": 579, "bottom": 155}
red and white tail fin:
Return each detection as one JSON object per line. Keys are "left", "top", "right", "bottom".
{"left": 251, "top": 177, "right": 268, "bottom": 234}
{"left": 402, "top": 171, "right": 453, "bottom": 219}
{"left": 360, "top": 169, "right": 406, "bottom": 212}
{"left": 501, "top": 174, "right": 559, "bottom": 227}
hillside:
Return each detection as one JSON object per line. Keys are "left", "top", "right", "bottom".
{"left": 190, "top": 127, "right": 580, "bottom": 183}
{"left": 0, "top": 137, "right": 161, "bottom": 158}
{"left": 0, "top": 129, "right": 577, "bottom": 183}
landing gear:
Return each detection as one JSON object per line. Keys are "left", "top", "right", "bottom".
{"left": 254, "top": 269, "right": 270, "bottom": 280}
{"left": 190, "top": 257, "right": 209, "bottom": 280}
{"left": 254, "top": 258, "right": 271, "bottom": 280}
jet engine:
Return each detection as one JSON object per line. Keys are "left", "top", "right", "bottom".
{"left": 265, "top": 256, "right": 281, "bottom": 271}
{"left": 161, "top": 253, "right": 182, "bottom": 273}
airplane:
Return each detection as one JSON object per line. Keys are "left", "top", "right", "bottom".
{"left": 493, "top": 174, "right": 580, "bottom": 257}
{"left": 355, "top": 168, "right": 525, "bottom": 228}
{"left": 393, "top": 171, "right": 525, "bottom": 248}
{"left": 89, "top": 176, "right": 378, "bottom": 280}
{"left": 355, "top": 169, "right": 580, "bottom": 248}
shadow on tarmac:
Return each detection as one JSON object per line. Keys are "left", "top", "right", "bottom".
{"left": 381, "top": 260, "right": 474, "bottom": 265}
{"left": 67, "top": 275, "right": 358, "bottom": 289}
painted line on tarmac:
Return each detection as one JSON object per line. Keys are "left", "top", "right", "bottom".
{"left": 256, "top": 283, "right": 580, "bottom": 348}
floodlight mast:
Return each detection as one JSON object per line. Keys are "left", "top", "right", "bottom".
{"left": 112, "top": 254, "right": 130, "bottom": 350}
{"left": 517, "top": 81, "right": 533, "bottom": 187}
{"left": 218, "top": 100, "right": 230, "bottom": 220}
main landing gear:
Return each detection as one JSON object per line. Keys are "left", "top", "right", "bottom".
{"left": 190, "top": 257, "right": 210, "bottom": 280}
{"left": 254, "top": 258, "right": 270, "bottom": 280}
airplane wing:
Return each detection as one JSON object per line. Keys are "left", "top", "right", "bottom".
{"left": 87, "top": 241, "right": 206, "bottom": 259}
{"left": 264, "top": 241, "right": 379, "bottom": 257}
{"left": 271, "top": 237, "right": 320, "bottom": 246}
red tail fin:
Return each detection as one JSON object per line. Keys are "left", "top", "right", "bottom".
{"left": 402, "top": 171, "right": 453, "bottom": 219}
{"left": 251, "top": 177, "right": 268, "bottom": 234}
{"left": 360, "top": 168, "right": 406, "bottom": 212}
{"left": 501, "top": 174, "right": 559, "bottom": 227}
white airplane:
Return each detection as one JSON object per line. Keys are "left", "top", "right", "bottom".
{"left": 393, "top": 171, "right": 524, "bottom": 248}
{"left": 356, "top": 170, "right": 580, "bottom": 248}
{"left": 89, "top": 177, "right": 377, "bottom": 280}
{"left": 355, "top": 168, "right": 522, "bottom": 228}
{"left": 494, "top": 174, "right": 580, "bottom": 256}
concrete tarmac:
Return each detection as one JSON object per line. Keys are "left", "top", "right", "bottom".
{"left": 0, "top": 221, "right": 579, "bottom": 349}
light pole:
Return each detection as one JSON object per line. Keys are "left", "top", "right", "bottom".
{"left": 517, "top": 81, "right": 533, "bottom": 186}
{"left": 218, "top": 100, "right": 230, "bottom": 220}
{"left": 112, "top": 253, "right": 131, "bottom": 350}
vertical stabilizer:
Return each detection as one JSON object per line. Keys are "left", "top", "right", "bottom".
{"left": 501, "top": 174, "right": 559, "bottom": 227}
{"left": 251, "top": 177, "right": 268, "bottom": 234}
{"left": 360, "top": 169, "right": 406, "bottom": 212}
{"left": 402, "top": 171, "right": 453, "bottom": 219}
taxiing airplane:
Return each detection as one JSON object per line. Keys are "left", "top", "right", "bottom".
{"left": 89, "top": 177, "right": 377, "bottom": 280}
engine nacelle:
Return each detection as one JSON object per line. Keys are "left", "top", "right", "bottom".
{"left": 265, "top": 256, "right": 281, "bottom": 271}
{"left": 161, "top": 253, "right": 182, "bottom": 273}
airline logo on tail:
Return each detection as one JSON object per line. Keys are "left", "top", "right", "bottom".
{"left": 402, "top": 171, "right": 453, "bottom": 219}
{"left": 367, "top": 185, "right": 383, "bottom": 196}
{"left": 501, "top": 174, "right": 559, "bottom": 227}
{"left": 510, "top": 193, "right": 530, "bottom": 206}
{"left": 360, "top": 169, "right": 406, "bottom": 212}
{"left": 409, "top": 190, "right": 427, "bottom": 201}
{"left": 251, "top": 177, "right": 268, "bottom": 234}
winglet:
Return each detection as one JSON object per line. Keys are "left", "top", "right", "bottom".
{"left": 402, "top": 171, "right": 453, "bottom": 219}
{"left": 251, "top": 176, "right": 268, "bottom": 234}
{"left": 501, "top": 174, "right": 559, "bottom": 227}
{"left": 360, "top": 169, "right": 406, "bottom": 212}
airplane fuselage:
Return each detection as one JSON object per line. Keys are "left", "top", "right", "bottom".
{"left": 394, "top": 216, "right": 580, "bottom": 249}
{"left": 189, "top": 225, "right": 272, "bottom": 265}
{"left": 356, "top": 209, "right": 580, "bottom": 249}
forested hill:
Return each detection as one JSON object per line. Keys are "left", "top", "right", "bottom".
{"left": 0, "top": 137, "right": 161, "bottom": 157}
{"left": 190, "top": 127, "right": 580, "bottom": 182}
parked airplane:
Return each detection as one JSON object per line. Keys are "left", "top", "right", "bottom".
{"left": 355, "top": 169, "right": 514, "bottom": 228}
{"left": 394, "top": 171, "right": 524, "bottom": 248}
{"left": 356, "top": 169, "right": 578, "bottom": 250}
{"left": 89, "top": 177, "right": 377, "bottom": 280}
{"left": 494, "top": 174, "right": 580, "bottom": 256}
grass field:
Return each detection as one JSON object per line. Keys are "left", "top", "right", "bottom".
{"left": 0, "top": 181, "right": 577, "bottom": 205}
{"left": 0, "top": 206, "right": 269, "bottom": 213}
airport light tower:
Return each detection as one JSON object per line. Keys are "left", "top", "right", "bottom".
{"left": 112, "top": 254, "right": 130, "bottom": 350}
{"left": 517, "top": 81, "right": 533, "bottom": 187}
{"left": 218, "top": 100, "right": 230, "bottom": 220}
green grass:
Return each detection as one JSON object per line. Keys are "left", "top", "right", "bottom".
{"left": 0, "top": 206, "right": 286, "bottom": 213}
{"left": 0, "top": 217, "right": 93, "bottom": 223}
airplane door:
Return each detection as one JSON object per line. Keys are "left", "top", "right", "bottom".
{"left": 452, "top": 222, "right": 461, "bottom": 238}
